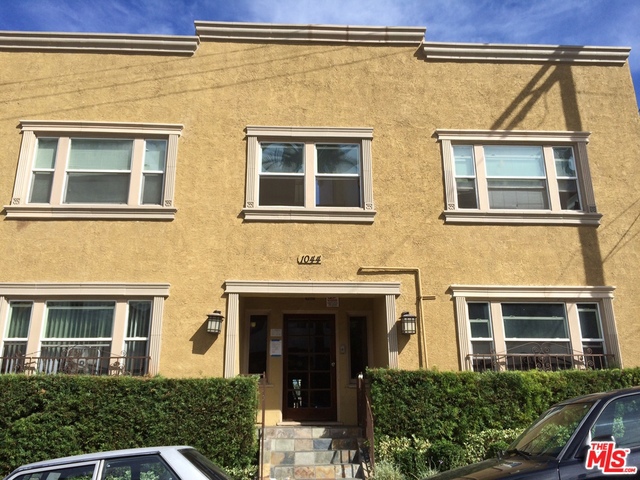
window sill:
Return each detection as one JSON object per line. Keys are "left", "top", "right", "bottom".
{"left": 443, "top": 210, "right": 602, "bottom": 226}
{"left": 4, "top": 204, "right": 176, "bottom": 220}
{"left": 242, "top": 208, "right": 376, "bottom": 223}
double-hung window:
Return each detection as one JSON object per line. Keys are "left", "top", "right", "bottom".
{"left": 0, "top": 283, "right": 168, "bottom": 376}
{"left": 436, "top": 130, "right": 600, "bottom": 225}
{"left": 244, "top": 126, "right": 375, "bottom": 222}
{"left": 6, "top": 121, "right": 182, "bottom": 219}
{"left": 451, "top": 285, "right": 620, "bottom": 372}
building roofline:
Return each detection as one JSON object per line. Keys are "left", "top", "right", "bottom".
{"left": 0, "top": 25, "right": 630, "bottom": 64}
{"left": 195, "top": 21, "right": 426, "bottom": 45}
{"left": 0, "top": 30, "right": 199, "bottom": 55}
{"left": 423, "top": 41, "right": 630, "bottom": 65}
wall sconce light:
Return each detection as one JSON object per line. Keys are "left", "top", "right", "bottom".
{"left": 206, "top": 310, "right": 225, "bottom": 334}
{"left": 400, "top": 311, "right": 417, "bottom": 335}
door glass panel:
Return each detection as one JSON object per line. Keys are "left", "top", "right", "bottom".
{"left": 310, "top": 374, "right": 331, "bottom": 389}
{"left": 311, "top": 390, "right": 331, "bottom": 408}
{"left": 311, "top": 354, "right": 331, "bottom": 370}
{"left": 284, "top": 315, "right": 335, "bottom": 420}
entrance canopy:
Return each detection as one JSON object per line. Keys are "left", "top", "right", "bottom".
{"left": 223, "top": 281, "right": 401, "bottom": 378}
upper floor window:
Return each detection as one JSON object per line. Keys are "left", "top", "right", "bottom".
{"left": 6, "top": 121, "right": 182, "bottom": 220}
{"left": 436, "top": 130, "right": 601, "bottom": 225}
{"left": 451, "top": 285, "right": 620, "bottom": 372}
{"left": 243, "top": 126, "right": 375, "bottom": 223}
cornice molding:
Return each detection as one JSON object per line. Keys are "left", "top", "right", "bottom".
{"left": 0, "top": 31, "right": 198, "bottom": 55}
{"left": 224, "top": 280, "right": 401, "bottom": 296}
{"left": 195, "top": 21, "right": 425, "bottom": 45}
{"left": 423, "top": 42, "right": 630, "bottom": 65}
{"left": 246, "top": 125, "right": 373, "bottom": 138}
{"left": 0, "top": 282, "right": 171, "bottom": 297}
{"left": 450, "top": 285, "right": 615, "bottom": 299}
{"left": 435, "top": 129, "right": 591, "bottom": 143}
{"left": 19, "top": 120, "right": 184, "bottom": 136}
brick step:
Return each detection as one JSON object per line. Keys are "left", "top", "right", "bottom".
{"left": 265, "top": 426, "right": 362, "bottom": 440}
{"left": 271, "top": 462, "right": 361, "bottom": 480}
{"left": 263, "top": 426, "right": 364, "bottom": 480}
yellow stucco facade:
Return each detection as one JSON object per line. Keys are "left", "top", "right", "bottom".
{"left": 1, "top": 23, "right": 639, "bottom": 425}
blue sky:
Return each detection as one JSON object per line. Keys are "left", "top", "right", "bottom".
{"left": 1, "top": 0, "right": 639, "bottom": 107}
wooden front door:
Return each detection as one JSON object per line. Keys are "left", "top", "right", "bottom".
{"left": 283, "top": 314, "right": 337, "bottom": 422}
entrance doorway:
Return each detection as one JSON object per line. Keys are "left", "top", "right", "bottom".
{"left": 283, "top": 314, "right": 337, "bottom": 421}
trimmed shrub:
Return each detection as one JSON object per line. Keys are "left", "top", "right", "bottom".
{"left": 368, "top": 368, "right": 640, "bottom": 477}
{"left": 463, "top": 428, "right": 523, "bottom": 464}
{"left": 0, "top": 375, "right": 259, "bottom": 479}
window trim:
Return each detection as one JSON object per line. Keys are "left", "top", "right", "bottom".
{"left": 0, "top": 282, "right": 169, "bottom": 376}
{"left": 450, "top": 285, "right": 621, "bottom": 371}
{"left": 6, "top": 120, "right": 183, "bottom": 220}
{"left": 243, "top": 126, "right": 375, "bottom": 223}
{"left": 435, "top": 130, "right": 601, "bottom": 225}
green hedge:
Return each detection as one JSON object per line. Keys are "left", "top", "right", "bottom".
{"left": 368, "top": 368, "right": 640, "bottom": 476}
{"left": 0, "top": 375, "right": 259, "bottom": 478}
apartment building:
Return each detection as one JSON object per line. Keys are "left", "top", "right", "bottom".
{"left": 1, "top": 22, "right": 639, "bottom": 425}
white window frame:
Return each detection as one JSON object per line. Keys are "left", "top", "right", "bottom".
{"left": 450, "top": 285, "right": 621, "bottom": 371}
{"left": 0, "top": 283, "right": 169, "bottom": 375}
{"left": 435, "top": 130, "right": 601, "bottom": 225}
{"left": 243, "top": 126, "right": 375, "bottom": 223}
{"left": 6, "top": 121, "right": 183, "bottom": 220}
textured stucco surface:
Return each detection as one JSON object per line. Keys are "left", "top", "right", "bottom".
{"left": 1, "top": 39, "right": 640, "bottom": 424}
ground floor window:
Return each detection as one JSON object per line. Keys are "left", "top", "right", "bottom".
{"left": 0, "top": 283, "right": 168, "bottom": 376}
{"left": 451, "top": 285, "right": 619, "bottom": 372}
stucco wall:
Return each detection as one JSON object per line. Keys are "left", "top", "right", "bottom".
{"left": 1, "top": 37, "right": 640, "bottom": 386}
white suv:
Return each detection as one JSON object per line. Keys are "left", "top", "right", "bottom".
{"left": 3, "top": 446, "right": 231, "bottom": 480}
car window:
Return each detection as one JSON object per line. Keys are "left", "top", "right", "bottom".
{"left": 510, "top": 401, "right": 593, "bottom": 457}
{"left": 101, "top": 455, "right": 177, "bottom": 480}
{"left": 591, "top": 394, "right": 640, "bottom": 448}
{"left": 177, "top": 449, "right": 230, "bottom": 480}
{"left": 13, "top": 464, "right": 96, "bottom": 480}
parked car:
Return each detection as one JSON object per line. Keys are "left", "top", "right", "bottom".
{"left": 429, "top": 386, "right": 640, "bottom": 479}
{"left": 2, "top": 445, "right": 231, "bottom": 480}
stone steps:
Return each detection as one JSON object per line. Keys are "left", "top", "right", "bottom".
{"left": 263, "top": 426, "right": 364, "bottom": 480}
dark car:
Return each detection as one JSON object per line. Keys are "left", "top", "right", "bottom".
{"left": 429, "top": 386, "right": 640, "bottom": 479}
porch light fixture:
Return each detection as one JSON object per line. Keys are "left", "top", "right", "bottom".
{"left": 206, "top": 310, "right": 224, "bottom": 334}
{"left": 400, "top": 312, "right": 417, "bottom": 335}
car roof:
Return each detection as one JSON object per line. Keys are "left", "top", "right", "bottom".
{"left": 556, "top": 385, "right": 640, "bottom": 405}
{"left": 11, "top": 446, "right": 194, "bottom": 472}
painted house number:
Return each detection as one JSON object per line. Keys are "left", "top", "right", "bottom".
{"left": 298, "top": 255, "right": 322, "bottom": 265}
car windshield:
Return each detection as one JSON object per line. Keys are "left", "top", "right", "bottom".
{"left": 509, "top": 401, "right": 595, "bottom": 458}
{"left": 178, "top": 448, "right": 231, "bottom": 480}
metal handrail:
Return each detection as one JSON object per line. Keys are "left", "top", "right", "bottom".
{"left": 357, "top": 373, "right": 375, "bottom": 475}
{"left": 0, "top": 353, "right": 150, "bottom": 376}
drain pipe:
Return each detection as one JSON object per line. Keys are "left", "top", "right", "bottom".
{"left": 358, "top": 267, "right": 435, "bottom": 369}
